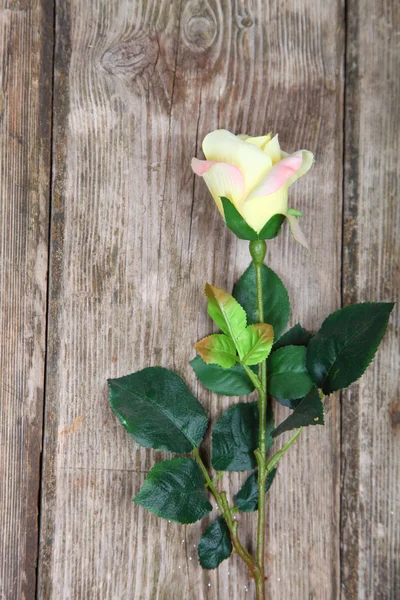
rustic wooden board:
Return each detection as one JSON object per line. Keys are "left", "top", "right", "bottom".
{"left": 341, "top": 0, "right": 400, "bottom": 597}
{"left": 36, "top": 0, "right": 346, "bottom": 598}
{"left": 38, "top": 1, "right": 345, "bottom": 598}
{"left": 0, "top": 0, "right": 53, "bottom": 598}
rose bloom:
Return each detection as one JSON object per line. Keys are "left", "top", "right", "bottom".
{"left": 191, "top": 129, "right": 313, "bottom": 249}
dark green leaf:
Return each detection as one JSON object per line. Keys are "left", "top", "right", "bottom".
{"left": 190, "top": 356, "right": 255, "bottom": 396}
{"left": 233, "top": 263, "right": 290, "bottom": 340}
{"left": 274, "top": 323, "right": 313, "bottom": 350}
{"left": 258, "top": 214, "right": 286, "bottom": 240}
{"left": 268, "top": 346, "right": 314, "bottom": 408}
{"left": 236, "top": 468, "right": 277, "bottom": 512}
{"left": 198, "top": 518, "right": 232, "bottom": 569}
{"left": 212, "top": 402, "right": 259, "bottom": 471}
{"left": 271, "top": 387, "right": 324, "bottom": 437}
{"left": 134, "top": 458, "right": 212, "bottom": 524}
{"left": 221, "top": 197, "right": 258, "bottom": 240}
{"left": 307, "top": 302, "right": 394, "bottom": 394}
{"left": 109, "top": 367, "right": 208, "bottom": 453}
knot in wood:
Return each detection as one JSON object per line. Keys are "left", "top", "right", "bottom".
{"left": 239, "top": 16, "right": 253, "bottom": 29}
{"left": 182, "top": 6, "right": 217, "bottom": 52}
{"left": 101, "top": 33, "right": 159, "bottom": 83}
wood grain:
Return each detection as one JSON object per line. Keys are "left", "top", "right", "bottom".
{"left": 38, "top": 1, "right": 344, "bottom": 598}
{"left": 341, "top": 0, "right": 400, "bottom": 597}
{"left": 0, "top": 0, "right": 53, "bottom": 598}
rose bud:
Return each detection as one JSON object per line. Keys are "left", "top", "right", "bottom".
{"left": 192, "top": 129, "right": 314, "bottom": 249}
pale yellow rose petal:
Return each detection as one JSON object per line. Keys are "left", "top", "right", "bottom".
{"left": 244, "top": 135, "right": 271, "bottom": 150}
{"left": 199, "top": 161, "right": 245, "bottom": 215}
{"left": 263, "top": 134, "right": 282, "bottom": 164}
{"left": 202, "top": 129, "right": 272, "bottom": 198}
{"left": 287, "top": 150, "right": 314, "bottom": 187}
{"left": 241, "top": 188, "right": 288, "bottom": 233}
{"left": 286, "top": 213, "right": 311, "bottom": 252}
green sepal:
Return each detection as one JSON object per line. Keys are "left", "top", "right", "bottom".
{"left": 198, "top": 518, "right": 233, "bottom": 569}
{"left": 235, "top": 468, "right": 277, "bottom": 512}
{"left": 108, "top": 367, "right": 208, "bottom": 453}
{"left": 267, "top": 346, "right": 314, "bottom": 408}
{"left": 233, "top": 263, "right": 290, "bottom": 340}
{"left": 212, "top": 402, "right": 259, "bottom": 471}
{"left": 133, "top": 458, "right": 212, "bottom": 523}
{"left": 221, "top": 197, "right": 258, "bottom": 240}
{"left": 287, "top": 208, "right": 303, "bottom": 217}
{"left": 190, "top": 356, "right": 256, "bottom": 396}
{"left": 307, "top": 302, "right": 394, "bottom": 394}
{"left": 271, "top": 387, "right": 324, "bottom": 438}
{"left": 274, "top": 323, "right": 313, "bottom": 349}
{"left": 257, "top": 214, "right": 286, "bottom": 239}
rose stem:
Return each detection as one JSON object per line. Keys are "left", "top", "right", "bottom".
{"left": 192, "top": 447, "right": 260, "bottom": 581}
{"left": 249, "top": 239, "right": 268, "bottom": 600}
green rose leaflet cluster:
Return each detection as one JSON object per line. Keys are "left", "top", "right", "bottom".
{"left": 108, "top": 248, "right": 393, "bottom": 575}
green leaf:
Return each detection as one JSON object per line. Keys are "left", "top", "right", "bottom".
{"left": 212, "top": 402, "right": 259, "bottom": 471}
{"left": 236, "top": 468, "right": 277, "bottom": 512}
{"left": 194, "top": 334, "right": 237, "bottom": 369}
{"left": 198, "top": 518, "right": 232, "bottom": 569}
{"left": 237, "top": 324, "right": 274, "bottom": 365}
{"left": 221, "top": 197, "right": 258, "bottom": 240}
{"left": 134, "top": 458, "right": 212, "bottom": 524}
{"left": 307, "top": 302, "right": 394, "bottom": 394}
{"left": 205, "top": 283, "right": 247, "bottom": 342}
{"left": 190, "top": 356, "right": 256, "bottom": 396}
{"left": 271, "top": 387, "right": 324, "bottom": 437}
{"left": 233, "top": 263, "right": 290, "bottom": 340}
{"left": 257, "top": 214, "right": 286, "bottom": 239}
{"left": 274, "top": 323, "right": 313, "bottom": 350}
{"left": 268, "top": 346, "right": 314, "bottom": 408}
{"left": 109, "top": 367, "right": 208, "bottom": 453}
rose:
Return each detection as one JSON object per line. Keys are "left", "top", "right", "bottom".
{"left": 191, "top": 129, "right": 314, "bottom": 249}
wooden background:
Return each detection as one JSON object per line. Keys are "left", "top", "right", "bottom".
{"left": 0, "top": 0, "right": 399, "bottom": 598}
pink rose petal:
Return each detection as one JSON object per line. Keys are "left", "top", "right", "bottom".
{"left": 245, "top": 152, "right": 304, "bottom": 200}
{"left": 191, "top": 157, "right": 218, "bottom": 176}
{"left": 191, "top": 158, "right": 246, "bottom": 208}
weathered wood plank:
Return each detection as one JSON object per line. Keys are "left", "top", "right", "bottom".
{"left": 341, "top": 0, "right": 400, "bottom": 597}
{"left": 39, "top": 1, "right": 343, "bottom": 598}
{"left": 0, "top": 1, "right": 53, "bottom": 598}
{"left": 259, "top": 5, "right": 344, "bottom": 598}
